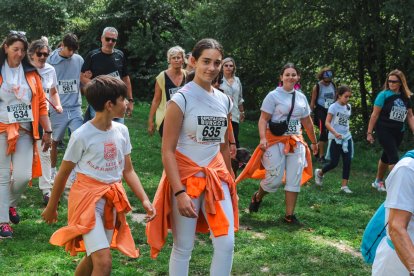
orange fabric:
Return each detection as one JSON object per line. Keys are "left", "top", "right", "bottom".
{"left": 0, "top": 72, "right": 48, "bottom": 183}
{"left": 235, "top": 129, "right": 313, "bottom": 185}
{"left": 146, "top": 151, "right": 239, "bottom": 259}
{"left": 49, "top": 173, "right": 139, "bottom": 258}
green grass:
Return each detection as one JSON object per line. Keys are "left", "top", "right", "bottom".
{"left": 0, "top": 101, "right": 387, "bottom": 275}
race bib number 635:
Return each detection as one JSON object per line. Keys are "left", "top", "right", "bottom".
{"left": 196, "top": 116, "right": 228, "bottom": 143}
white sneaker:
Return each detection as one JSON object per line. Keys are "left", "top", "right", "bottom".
{"left": 341, "top": 186, "right": 353, "bottom": 194}
{"left": 372, "top": 180, "right": 386, "bottom": 192}
{"left": 314, "top": 169, "right": 323, "bottom": 186}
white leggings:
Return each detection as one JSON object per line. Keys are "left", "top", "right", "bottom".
{"left": 36, "top": 139, "right": 52, "bottom": 194}
{"left": 260, "top": 142, "right": 306, "bottom": 193}
{"left": 0, "top": 132, "right": 33, "bottom": 223}
{"left": 169, "top": 183, "right": 234, "bottom": 276}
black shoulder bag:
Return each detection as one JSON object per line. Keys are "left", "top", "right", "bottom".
{"left": 268, "top": 91, "right": 295, "bottom": 136}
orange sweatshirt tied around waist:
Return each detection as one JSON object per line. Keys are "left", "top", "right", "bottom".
{"left": 146, "top": 151, "right": 239, "bottom": 259}
{"left": 236, "top": 129, "right": 313, "bottom": 185}
{"left": 49, "top": 173, "right": 139, "bottom": 258}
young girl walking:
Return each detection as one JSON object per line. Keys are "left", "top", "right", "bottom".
{"left": 315, "top": 85, "right": 354, "bottom": 193}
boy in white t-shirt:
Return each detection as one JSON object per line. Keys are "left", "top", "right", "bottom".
{"left": 42, "top": 75, "right": 155, "bottom": 275}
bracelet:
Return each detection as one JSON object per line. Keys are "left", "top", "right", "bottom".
{"left": 367, "top": 132, "right": 372, "bottom": 135}
{"left": 174, "top": 189, "right": 186, "bottom": 197}
{"left": 230, "top": 142, "right": 236, "bottom": 145}
{"left": 44, "top": 130, "right": 53, "bottom": 134}
{"left": 240, "top": 111, "right": 245, "bottom": 114}
{"left": 128, "top": 98, "right": 134, "bottom": 103}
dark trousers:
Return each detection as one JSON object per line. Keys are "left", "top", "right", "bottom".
{"left": 232, "top": 121, "right": 240, "bottom": 148}
{"left": 322, "top": 139, "right": 352, "bottom": 180}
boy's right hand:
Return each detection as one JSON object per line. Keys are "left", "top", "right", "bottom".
{"left": 41, "top": 206, "right": 58, "bottom": 224}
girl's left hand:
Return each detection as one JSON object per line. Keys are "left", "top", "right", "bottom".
{"left": 142, "top": 200, "right": 156, "bottom": 222}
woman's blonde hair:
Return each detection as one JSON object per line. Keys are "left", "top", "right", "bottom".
{"left": 384, "top": 69, "right": 411, "bottom": 99}
{"left": 167, "top": 46, "right": 185, "bottom": 62}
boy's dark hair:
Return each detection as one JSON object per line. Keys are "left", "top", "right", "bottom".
{"left": 62, "top": 33, "right": 79, "bottom": 51}
{"left": 84, "top": 75, "right": 127, "bottom": 111}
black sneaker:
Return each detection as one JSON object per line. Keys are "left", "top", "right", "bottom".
{"left": 43, "top": 194, "right": 50, "bottom": 206}
{"left": 249, "top": 192, "right": 262, "bottom": 213}
{"left": 9, "top": 207, "right": 20, "bottom": 224}
{"left": 283, "top": 214, "right": 303, "bottom": 226}
{"left": 0, "top": 223, "right": 13, "bottom": 238}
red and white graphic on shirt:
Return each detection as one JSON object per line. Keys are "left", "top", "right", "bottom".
{"left": 104, "top": 142, "right": 117, "bottom": 160}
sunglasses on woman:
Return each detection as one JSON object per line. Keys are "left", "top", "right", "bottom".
{"left": 388, "top": 80, "right": 401, "bottom": 84}
{"left": 36, "top": 52, "right": 49, "bottom": 58}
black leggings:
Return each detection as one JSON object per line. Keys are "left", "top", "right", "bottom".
{"left": 232, "top": 121, "right": 240, "bottom": 148}
{"left": 322, "top": 139, "right": 352, "bottom": 180}
{"left": 314, "top": 105, "right": 328, "bottom": 142}
{"left": 376, "top": 126, "right": 404, "bottom": 165}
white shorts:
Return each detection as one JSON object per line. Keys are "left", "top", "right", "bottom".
{"left": 83, "top": 198, "right": 116, "bottom": 256}
{"left": 50, "top": 107, "right": 83, "bottom": 141}
{"left": 260, "top": 142, "right": 307, "bottom": 193}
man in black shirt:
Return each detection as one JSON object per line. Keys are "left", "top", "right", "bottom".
{"left": 81, "top": 27, "right": 134, "bottom": 121}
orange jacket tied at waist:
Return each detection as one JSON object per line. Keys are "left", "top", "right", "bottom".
{"left": 236, "top": 129, "right": 313, "bottom": 185}
{"left": 49, "top": 173, "right": 139, "bottom": 258}
{"left": 146, "top": 151, "right": 239, "bottom": 259}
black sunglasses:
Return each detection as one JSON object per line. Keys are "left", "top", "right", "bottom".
{"left": 36, "top": 52, "right": 49, "bottom": 58}
{"left": 388, "top": 80, "right": 401, "bottom": 84}
{"left": 105, "top": 37, "right": 117, "bottom": 43}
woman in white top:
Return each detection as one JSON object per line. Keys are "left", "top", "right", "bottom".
{"left": 220, "top": 57, "right": 245, "bottom": 148}
{"left": 148, "top": 38, "right": 237, "bottom": 276}
{"left": 28, "top": 38, "right": 63, "bottom": 204}
{"left": 0, "top": 31, "right": 52, "bottom": 238}
{"left": 241, "top": 63, "right": 318, "bottom": 225}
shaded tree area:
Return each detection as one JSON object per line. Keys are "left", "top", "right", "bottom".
{"left": 1, "top": 0, "right": 414, "bottom": 136}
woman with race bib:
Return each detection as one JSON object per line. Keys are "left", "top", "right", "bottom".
{"left": 28, "top": 38, "right": 63, "bottom": 205}
{"left": 0, "top": 31, "right": 52, "bottom": 238}
{"left": 146, "top": 38, "right": 238, "bottom": 275}
{"left": 367, "top": 69, "right": 414, "bottom": 192}
{"left": 236, "top": 63, "right": 318, "bottom": 225}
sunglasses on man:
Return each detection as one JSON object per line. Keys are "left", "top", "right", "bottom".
{"left": 105, "top": 37, "right": 117, "bottom": 43}
{"left": 36, "top": 52, "right": 49, "bottom": 58}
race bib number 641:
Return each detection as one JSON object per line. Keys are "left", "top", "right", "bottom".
{"left": 196, "top": 116, "right": 228, "bottom": 143}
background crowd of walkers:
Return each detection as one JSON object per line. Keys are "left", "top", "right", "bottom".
{"left": 1, "top": 26, "right": 414, "bottom": 275}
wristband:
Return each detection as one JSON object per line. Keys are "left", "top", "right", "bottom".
{"left": 230, "top": 142, "right": 236, "bottom": 145}
{"left": 174, "top": 189, "right": 186, "bottom": 197}
{"left": 128, "top": 98, "right": 134, "bottom": 103}
{"left": 367, "top": 132, "right": 372, "bottom": 135}
{"left": 44, "top": 130, "right": 53, "bottom": 134}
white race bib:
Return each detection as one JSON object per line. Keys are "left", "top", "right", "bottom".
{"left": 196, "top": 116, "right": 228, "bottom": 143}
{"left": 7, "top": 103, "right": 34, "bottom": 123}
{"left": 334, "top": 112, "right": 349, "bottom": 126}
{"left": 284, "top": 119, "right": 301, "bottom": 135}
{"left": 169, "top": 86, "right": 182, "bottom": 98}
{"left": 58, "top": 79, "right": 78, "bottom": 94}
{"left": 389, "top": 106, "right": 407, "bottom": 122}
{"left": 324, "top": 98, "right": 334, "bottom": 109}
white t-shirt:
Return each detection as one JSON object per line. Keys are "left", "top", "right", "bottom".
{"left": 63, "top": 121, "right": 132, "bottom": 183}
{"left": 384, "top": 157, "right": 414, "bottom": 241}
{"left": 37, "top": 63, "right": 58, "bottom": 109}
{"left": 327, "top": 102, "right": 351, "bottom": 139}
{"left": 261, "top": 87, "right": 310, "bottom": 135}
{"left": 171, "top": 81, "right": 232, "bottom": 167}
{"left": 0, "top": 63, "right": 33, "bottom": 130}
